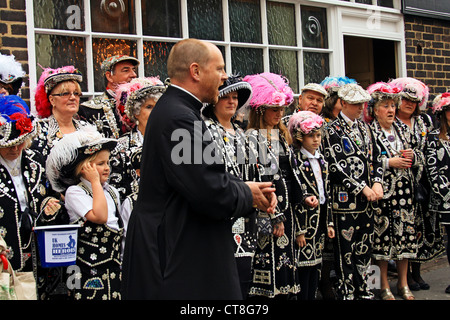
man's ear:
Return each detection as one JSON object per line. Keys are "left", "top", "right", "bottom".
{"left": 105, "top": 71, "right": 114, "bottom": 84}
{"left": 189, "top": 62, "right": 201, "bottom": 82}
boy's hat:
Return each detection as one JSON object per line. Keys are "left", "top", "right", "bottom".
{"left": 46, "top": 125, "right": 117, "bottom": 192}
{"left": 338, "top": 83, "right": 371, "bottom": 104}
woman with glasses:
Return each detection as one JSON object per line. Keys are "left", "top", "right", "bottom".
{"left": 32, "top": 65, "right": 87, "bottom": 159}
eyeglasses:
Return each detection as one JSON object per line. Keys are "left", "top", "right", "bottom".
{"left": 51, "top": 92, "right": 82, "bottom": 98}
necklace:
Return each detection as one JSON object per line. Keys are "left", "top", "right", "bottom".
{"left": 3, "top": 158, "right": 21, "bottom": 176}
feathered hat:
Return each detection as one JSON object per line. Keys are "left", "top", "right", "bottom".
{"left": 34, "top": 65, "right": 83, "bottom": 118}
{"left": 0, "top": 95, "right": 36, "bottom": 147}
{"left": 243, "top": 72, "right": 294, "bottom": 112}
{"left": 288, "top": 110, "right": 324, "bottom": 141}
{"left": 115, "top": 77, "right": 165, "bottom": 124}
{"left": 363, "top": 82, "right": 402, "bottom": 123}
{"left": 338, "top": 83, "right": 371, "bottom": 104}
{"left": 0, "top": 54, "right": 26, "bottom": 96}
{"left": 45, "top": 125, "right": 117, "bottom": 193}
{"left": 202, "top": 74, "right": 252, "bottom": 117}
{"left": 389, "top": 77, "right": 429, "bottom": 110}
{"left": 320, "top": 76, "right": 357, "bottom": 95}
{"left": 431, "top": 92, "right": 450, "bottom": 114}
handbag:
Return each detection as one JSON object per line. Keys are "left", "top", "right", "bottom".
{"left": 0, "top": 236, "right": 37, "bottom": 300}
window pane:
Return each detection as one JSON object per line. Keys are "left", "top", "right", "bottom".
{"left": 269, "top": 50, "right": 298, "bottom": 93}
{"left": 301, "top": 6, "right": 328, "bottom": 49}
{"left": 303, "top": 52, "right": 329, "bottom": 84}
{"left": 90, "top": 0, "right": 136, "bottom": 34}
{"left": 35, "top": 34, "right": 87, "bottom": 92}
{"left": 355, "top": 0, "right": 373, "bottom": 4}
{"left": 34, "top": 0, "right": 85, "bottom": 31}
{"left": 92, "top": 38, "right": 137, "bottom": 92}
{"left": 378, "top": 0, "right": 393, "bottom": 8}
{"left": 267, "top": 1, "right": 296, "bottom": 46}
{"left": 143, "top": 41, "right": 174, "bottom": 82}
{"left": 187, "top": 0, "right": 223, "bottom": 41}
{"left": 229, "top": 0, "right": 261, "bottom": 43}
{"left": 142, "top": 0, "right": 181, "bottom": 37}
{"left": 231, "top": 47, "right": 263, "bottom": 76}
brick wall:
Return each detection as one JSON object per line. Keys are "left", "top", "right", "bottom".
{"left": 404, "top": 15, "right": 450, "bottom": 100}
{"left": 0, "top": 0, "right": 29, "bottom": 102}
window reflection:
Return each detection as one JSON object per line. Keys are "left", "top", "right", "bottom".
{"left": 303, "top": 52, "right": 329, "bottom": 84}
{"left": 34, "top": 0, "right": 84, "bottom": 31}
{"left": 90, "top": 0, "right": 136, "bottom": 34}
{"left": 267, "top": 1, "right": 296, "bottom": 46}
{"left": 35, "top": 34, "right": 87, "bottom": 92}
{"left": 142, "top": 0, "right": 181, "bottom": 37}
{"left": 92, "top": 38, "right": 137, "bottom": 92}
{"left": 231, "top": 47, "right": 263, "bottom": 76}
{"left": 188, "top": 0, "right": 223, "bottom": 41}
{"left": 301, "top": 6, "right": 328, "bottom": 49}
{"left": 229, "top": 0, "right": 261, "bottom": 44}
{"left": 143, "top": 41, "right": 175, "bottom": 82}
{"left": 269, "top": 50, "right": 298, "bottom": 92}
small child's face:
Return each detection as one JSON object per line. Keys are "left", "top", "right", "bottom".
{"left": 301, "top": 131, "right": 321, "bottom": 154}
{"left": 85, "top": 149, "right": 111, "bottom": 185}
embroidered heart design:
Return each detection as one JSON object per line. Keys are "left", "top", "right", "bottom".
{"left": 374, "top": 215, "right": 389, "bottom": 236}
{"left": 341, "top": 227, "right": 354, "bottom": 241}
{"left": 234, "top": 234, "right": 242, "bottom": 245}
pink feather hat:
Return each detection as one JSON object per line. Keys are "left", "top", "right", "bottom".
{"left": 288, "top": 110, "right": 324, "bottom": 140}
{"left": 363, "top": 81, "right": 401, "bottom": 123}
{"left": 243, "top": 72, "right": 294, "bottom": 111}
{"left": 431, "top": 92, "right": 450, "bottom": 114}
{"left": 389, "top": 77, "right": 429, "bottom": 110}
{"left": 34, "top": 65, "right": 82, "bottom": 118}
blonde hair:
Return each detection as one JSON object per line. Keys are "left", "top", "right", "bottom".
{"left": 50, "top": 80, "right": 82, "bottom": 95}
{"left": 247, "top": 107, "right": 292, "bottom": 145}
{"left": 73, "top": 150, "right": 110, "bottom": 180}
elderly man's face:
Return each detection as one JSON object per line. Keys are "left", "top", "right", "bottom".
{"left": 299, "top": 90, "right": 325, "bottom": 114}
{"left": 106, "top": 61, "right": 137, "bottom": 86}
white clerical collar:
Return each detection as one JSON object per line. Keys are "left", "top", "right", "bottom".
{"left": 170, "top": 84, "right": 203, "bottom": 104}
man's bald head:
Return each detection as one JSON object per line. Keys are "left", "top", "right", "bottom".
{"left": 167, "top": 39, "right": 214, "bottom": 81}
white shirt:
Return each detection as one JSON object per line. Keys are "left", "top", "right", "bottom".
{"left": 300, "top": 147, "right": 326, "bottom": 205}
{"left": 0, "top": 155, "right": 28, "bottom": 211}
{"left": 64, "top": 177, "right": 121, "bottom": 230}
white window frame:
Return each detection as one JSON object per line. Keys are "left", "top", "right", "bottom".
{"left": 26, "top": 0, "right": 405, "bottom": 109}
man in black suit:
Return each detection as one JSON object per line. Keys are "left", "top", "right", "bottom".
{"left": 121, "top": 39, "right": 277, "bottom": 300}
{"left": 322, "top": 83, "right": 383, "bottom": 300}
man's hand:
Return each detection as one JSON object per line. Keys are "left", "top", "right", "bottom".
{"left": 245, "top": 181, "right": 277, "bottom": 213}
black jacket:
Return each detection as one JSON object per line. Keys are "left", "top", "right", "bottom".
{"left": 121, "top": 85, "right": 253, "bottom": 300}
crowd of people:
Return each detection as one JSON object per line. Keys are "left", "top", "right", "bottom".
{"left": 0, "top": 37, "right": 448, "bottom": 301}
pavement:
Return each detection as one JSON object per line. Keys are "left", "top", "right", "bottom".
{"left": 386, "top": 254, "right": 450, "bottom": 301}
